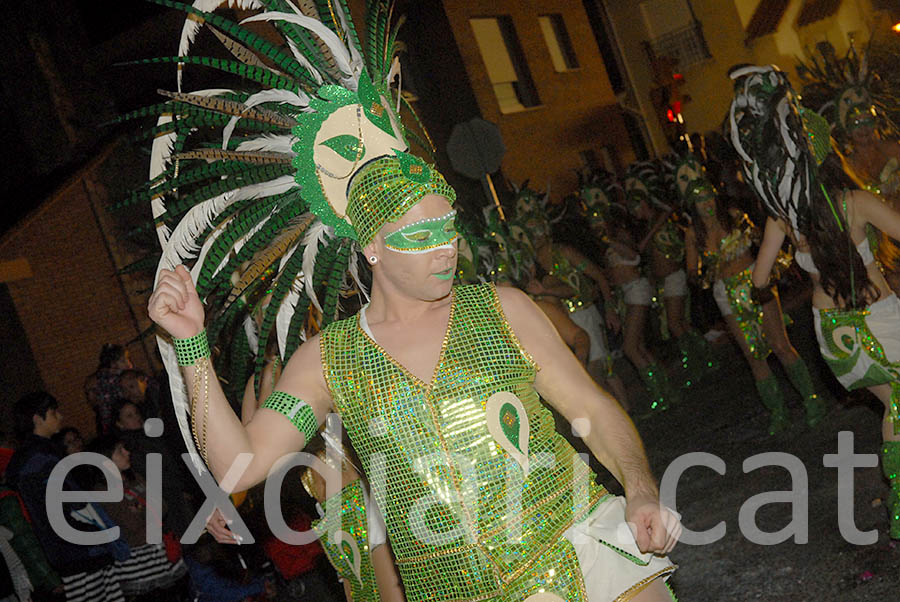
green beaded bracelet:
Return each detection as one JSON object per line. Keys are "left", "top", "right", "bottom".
{"left": 173, "top": 330, "right": 210, "bottom": 366}
{"left": 261, "top": 391, "right": 319, "bottom": 444}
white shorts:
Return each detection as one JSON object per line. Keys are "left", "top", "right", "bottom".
{"left": 814, "top": 294, "right": 900, "bottom": 390}
{"left": 564, "top": 495, "right": 676, "bottom": 601}
{"left": 662, "top": 269, "right": 688, "bottom": 298}
{"left": 570, "top": 304, "right": 610, "bottom": 363}
{"left": 621, "top": 277, "right": 652, "bottom": 306}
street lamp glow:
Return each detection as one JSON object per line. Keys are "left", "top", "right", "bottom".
{"left": 893, "top": 21, "right": 900, "bottom": 33}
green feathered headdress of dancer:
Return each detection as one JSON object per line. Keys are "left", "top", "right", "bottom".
{"left": 119, "top": 0, "right": 455, "bottom": 473}
{"left": 796, "top": 41, "right": 899, "bottom": 144}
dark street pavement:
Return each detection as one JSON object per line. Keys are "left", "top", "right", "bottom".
{"left": 625, "top": 305, "right": 900, "bottom": 601}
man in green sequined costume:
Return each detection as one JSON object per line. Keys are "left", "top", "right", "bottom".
{"left": 150, "top": 165, "right": 681, "bottom": 600}
{"left": 144, "top": 4, "right": 679, "bottom": 597}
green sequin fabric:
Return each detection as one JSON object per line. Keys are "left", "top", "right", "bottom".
{"left": 653, "top": 220, "right": 685, "bottom": 263}
{"left": 173, "top": 330, "right": 210, "bottom": 366}
{"left": 313, "top": 479, "right": 380, "bottom": 602}
{"left": 816, "top": 305, "right": 900, "bottom": 433}
{"left": 721, "top": 268, "right": 771, "bottom": 360}
{"left": 703, "top": 227, "right": 754, "bottom": 281}
{"left": 549, "top": 249, "right": 594, "bottom": 312}
{"left": 347, "top": 152, "right": 457, "bottom": 246}
{"left": 320, "top": 283, "right": 606, "bottom": 601}
{"left": 261, "top": 391, "right": 318, "bottom": 444}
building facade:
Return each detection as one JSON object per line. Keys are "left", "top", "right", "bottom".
{"left": 603, "top": 0, "right": 890, "bottom": 153}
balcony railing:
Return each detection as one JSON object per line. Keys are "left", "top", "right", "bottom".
{"left": 642, "top": 20, "right": 711, "bottom": 70}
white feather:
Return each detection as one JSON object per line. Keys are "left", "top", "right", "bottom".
{"left": 237, "top": 134, "right": 297, "bottom": 155}
{"left": 243, "top": 315, "right": 260, "bottom": 356}
{"left": 178, "top": 0, "right": 264, "bottom": 91}
{"left": 348, "top": 244, "right": 369, "bottom": 302}
{"left": 150, "top": 115, "right": 176, "bottom": 183}
{"left": 181, "top": 176, "right": 295, "bottom": 288}
{"left": 240, "top": 12, "right": 353, "bottom": 79}
{"left": 301, "top": 220, "right": 334, "bottom": 313}
{"left": 285, "top": 38, "right": 324, "bottom": 86}
{"left": 275, "top": 242, "right": 305, "bottom": 359}
{"left": 245, "top": 88, "right": 310, "bottom": 109}
{"left": 159, "top": 191, "right": 235, "bottom": 270}
{"left": 330, "top": 0, "right": 363, "bottom": 73}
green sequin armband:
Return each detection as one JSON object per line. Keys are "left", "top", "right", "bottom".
{"left": 173, "top": 330, "right": 210, "bottom": 366}
{"left": 261, "top": 391, "right": 319, "bottom": 443}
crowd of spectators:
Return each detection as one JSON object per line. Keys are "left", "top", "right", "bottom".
{"left": 0, "top": 343, "right": 342, "bottom": 602}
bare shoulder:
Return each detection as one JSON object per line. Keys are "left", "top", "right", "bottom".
{"left": 495, "top": 283, "right": 535, "bottom": 319}
{"left": 495, "top": 284, "right": 555, "bottom": 345}
{"left": 275, "top": 332, "right": 330, "bottom": 404}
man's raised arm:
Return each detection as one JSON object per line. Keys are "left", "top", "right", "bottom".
{"left": 149, "top": 265, "right": 332, "bottom": 492}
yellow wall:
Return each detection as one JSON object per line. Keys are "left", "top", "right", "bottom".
{"left": 603, "top": 0, "right": 670, "bottom": 154}
{"left": 608, "top": 0, "right": 880, "bottom": 151}
{"left": 442, "top": 0, "right": 635, "bottom": 197}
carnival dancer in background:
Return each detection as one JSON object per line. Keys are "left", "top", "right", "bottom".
{"left": 138, "top": 2, "right": 680, "bottom": 600}
{"left": 651, "top": 158, "right": 717, "bottom": 389}
{"left": 606, "top": 164, "right": 680, "bottom": 411}
{"left": 680, "top": 152, "right": 827, "bottom": 435}
{"left": 515, "top": 184, "right": 628, "bottom": 405}
{"left": 300, "top": 433, "right": 403, "bottom": 602}
{"left": 731, "top": 65, "right": 900, "bottom": 538}
{"left": 798, "top": 41, "right": 900, "bottom": 293}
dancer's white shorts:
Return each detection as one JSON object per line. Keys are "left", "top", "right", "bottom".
{"left": 563, "top": 495, "right": 676, "bottom": 601}
{"left": 621, "top": 277, "right": 652, "bottom": 306}
{"left": 571, "top": 304, "right": 610, "bottom": 363}
{"left": 814, "top": 294, "right": 900, "bottom": 390}
{"left": 662, "top": 269, "right": 688, "bottom": 298}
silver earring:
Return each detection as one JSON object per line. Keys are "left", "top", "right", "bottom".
{"left": 369, "top": 256, "right": 378, "bottom": 264}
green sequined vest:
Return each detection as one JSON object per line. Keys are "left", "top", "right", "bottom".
{"left": 313, "top": 479, "right": 379, "bottom": 601}
{"left": 320, "top": 284, "right": 606, "bottom": 601}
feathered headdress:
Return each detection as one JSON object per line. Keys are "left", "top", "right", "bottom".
{"left": 729, "top": 65, "right": 824, "bottom": 232}
{"left": 121, "top": 0, "right": 455, "bottom": 473}
{"left": 624, "top": 161, "right": 669, "bottom": 213}
{"left": 577, "top": 168, "right": 622, "bottom": 230}
{"left": 796, "top": 41, "right": 899, "bottom": 140}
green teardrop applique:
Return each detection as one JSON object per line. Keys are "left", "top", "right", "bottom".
{"left": 486, "top": 391, "right": 530, "bottom": 475}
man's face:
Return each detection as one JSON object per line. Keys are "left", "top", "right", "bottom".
{"left": 111, "top": 444, "right": 131, "bottom": 472}
{"left": 35, "top": 407, "right": 63, "bottom": 436}
{"left": 63, "top": 431, "right": 84, "bottom": 455}
{"left": 121, "top": 375, "right": 147, "bottom": 403}
{"left": 369, "top": 194, "right": 458, "bottom": 301}
{"left": 116, "top": 403, "right": 143, "bottom": 432}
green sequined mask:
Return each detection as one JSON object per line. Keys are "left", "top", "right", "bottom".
{"left": 383, "top": 210, "right": 459, "bottom": 254}
{"left": 347, "top": 151, "right": 457, "bottom": 246}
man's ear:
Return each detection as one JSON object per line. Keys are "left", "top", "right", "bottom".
{"left": 363, "top": 239, "right": 379, "bottom": 264}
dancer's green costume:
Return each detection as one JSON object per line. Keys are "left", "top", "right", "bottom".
{"left": 321, "top": 283, "right": 674, "bottom": 600}
{"left": 312, "top": 479, "right": 380, "bottom": 601}
{"left": 678, "top": 153, "right": 823, "bottom": 433}
{"left": 549, "top": 249, "right": 593, "bottom": 314}
{"left": 134, "top": 1, "right": 677, "bottom": 597}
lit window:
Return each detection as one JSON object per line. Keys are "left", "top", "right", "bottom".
{"left": 470, "top": 17, "right": 541, "bottom": 113}
{"left": 539, "top": 14, "right": 579, "bottom": 72}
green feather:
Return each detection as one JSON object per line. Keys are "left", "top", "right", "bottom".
{"left": 199, "top": 203, "right": 305, "bottom": 299}
{"left": 322, "top": 242, "right": 350, "bottom": 325}
{"left": 283, "top": 288, "right": 311, "bottom": 361}
{"left": 253, "top": 242, "right": 307, "bottom": 385}
{"left": 159, "top": 163, "right": 295, "bottom": 222}
{"left": 148, "top": 0, "right": 316, "bottom": 86}
{"left": 124, "top": 56, "right": 300, "bottom": 92}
